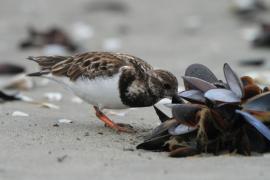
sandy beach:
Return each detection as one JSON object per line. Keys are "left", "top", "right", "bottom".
{"left": 1, "top": 0, "right": 270, "bottom": 179}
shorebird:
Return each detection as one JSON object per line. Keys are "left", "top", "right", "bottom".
{"left": 28, "top": 52, "right": 178, "bottom": 132}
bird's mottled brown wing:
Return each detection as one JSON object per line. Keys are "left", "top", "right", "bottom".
{"left": 114, "top": 53, "right": 153, "bottom": 78}
{"left": 51, "top": 52, "right": 126, "bottom": 80}
{"left": 29, "top": 52, "right": 153, "bottom": 81}
{"left": 51, "top": 52, "right": 153, "bottom": 81}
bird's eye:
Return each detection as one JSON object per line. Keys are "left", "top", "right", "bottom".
{"left": 163, "top": 83, "right": 171, "bottom": 89}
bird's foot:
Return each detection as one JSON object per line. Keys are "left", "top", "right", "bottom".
{"left": 105, "top": 123, "right": 136, "bottom": 133}
{"left": 94, "top": 106, "right": 136, "bottom": 133}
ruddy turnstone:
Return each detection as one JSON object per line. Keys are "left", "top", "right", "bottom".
{"left": 27, "top": 52, "right": 178, "bottom": 132}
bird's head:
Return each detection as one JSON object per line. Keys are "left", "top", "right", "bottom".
{"left": 150, "top": 69, "right": 178, "bottom": 99}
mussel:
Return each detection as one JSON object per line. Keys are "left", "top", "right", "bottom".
{"left": 137, "top": 63, "right": 270, "bottom": 157}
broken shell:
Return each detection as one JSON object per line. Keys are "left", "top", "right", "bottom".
{"left": 12, "top": 111, "right": 29, "bottom": 117}
{"left": 102, "top": 38, "right": 122, "bottom": 51}
{"left": 15, "top": 94, "right": 34, "bottom": 102}
{"left": 71, "top": 96, "right": 83, "bottom": 104}
{"left": 44, "top": 92, "right": 62, "bottom": 101}
{"left": 40, "top": 102, "right": 59, "bottom": 109}
{"left": 57, "top": 119, "right": 73, "bottom": 124}
{"left": 0, "top": 74, "right": 34, "bottom": 90}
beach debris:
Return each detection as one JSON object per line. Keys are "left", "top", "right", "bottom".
{"left": 137, "top": 63, "right": 270, "bottom": 157}
{"left": 0, "top": 91, "right": 21, "bottom": 102}
{"left": 19, "top": 27, "right": 78, "bottom": 53}
{"left": 39, "top": 102, "right": 59, "bottom": 109}
{"left": 57, "top": 155, "right": 68, "bottom": 163}
{"left": 245, "top": 70, "right": 270, "bottom": 85}
{"left": 42, "top": 44, "right": 68, "bottom": 56}
{"left": 57, "top": 119, "right": 73, "bottom": 124}
{"left": 12, "top": 111, "right": 29, "bottom": 117}
{"left": 85, "top": 1, "right": 128, "bottom": 14}
{"left": 102, "top": 38, "right": 122, "bottom": 51}
{"left": 72, "top": 22, "right": 94, "bottom": 42}
{"left": 242, "top": 26, "right": 260, "bottom": 42}
{"left": 71, "top": 96, "right": 83, "bottom": 104}
{"left": 239, "top": 57, "right": 265, "bottom": 66}
{"left": 15, "top": 94, "right": 34, "bottom": 102}
{"left": 0, "top": 74, "right": 34, "bottom": 90}
{"left": 0, "top": 63, "right": 25, "bottom": 75}
{"left": 53, "top": 123, "right": 59, "bottom": 127}
{"left": 44, "top": 92, "right": 62, "bottom": 101}
{"left": 84, "top": 132, "right": 90, "bottom": 136}
{"left": 252, "top": 22, "right": 270, "bottom": 48}
{"left": 231, "top": 0, "right": 267, "bottom": 16}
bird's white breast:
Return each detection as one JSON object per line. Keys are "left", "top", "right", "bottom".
{"left": 50, "top": 73, "right": 128, "bottom": 109}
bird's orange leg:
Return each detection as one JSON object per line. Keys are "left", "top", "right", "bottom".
{"left": 93, "top": 106, "right": 135, "bottom": 133}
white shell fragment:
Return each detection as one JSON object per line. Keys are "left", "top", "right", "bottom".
{"left": 245, "top": 71, "right": 270, "bottom": 86}
{"left": 43, "top": 44, "right": 68, "bottom": 56}
{"left": 242, "top": 27, "right": 260, "bottom": 42}
{"left": 102, "top": 38, "right": 122, "bottom": 51}
{"left": 72, "top": 22, "right": 94, "bottom": 41}
{"left": 71, "top": 96, "right": 83, "bottom": 104}
{"left": 15, "top": 94, "right": 34, "bottom": 102}
{"left": 40, "top": 102, "right": 60, "bottom": 109}
{"left": 58, "top": 119, "right": 73, "bottom": 124}
{"left": 234, "top": 0, "right": 257, "bottom": 10}
{"left": 0, "top": 74, "right": 34, "bottom": 90}
{"left": 12, "top": 111, "right": 29, "bottom": 117}
{"left": 44, "top": 92, "right": 62, "bottom": 101}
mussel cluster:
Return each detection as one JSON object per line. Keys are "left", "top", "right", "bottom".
{"left": 137, "top": 63, "right": 270, "bottom": 157}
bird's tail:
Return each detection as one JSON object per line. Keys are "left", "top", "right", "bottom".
{"left": 27, "top": 55, "right": 69, "bottom": 77}
{"left": 27, "top": 71, "right": 50, "bottom": 77}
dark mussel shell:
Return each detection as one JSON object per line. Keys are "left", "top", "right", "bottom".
{"left": 182, "top": 76, "right": 216, "bottom": 92}
{"left": 179, "top": 90, "right": 206, "bottom": 104}
{"left": 170, "top": 146, "right": 199, "bottom": 157}
{"left": 204, "top": 89, "right": 241, "bottom": 103}
{"left": 172, "top": 104, "right": 203, "bottom": 126}
{"left": 244, "top": 124, "right": 269, "bottom": 153}
{"left": 153, "top": 106, "right": 171, "bottom": 122}
{"left": 172, "top": 96, "right": 184, "bottom": 104}
{"left": 184, "top": 64, "right": 219, "bottom": 83}
{"left": 0, "top": 91, "right": 21, "bottom": 102}
{"left": 146, "top": 119, "right": 178, "bottom": 140}
{"left": 242, "top": 92, "right": 270, "bottom": 112}
{"left": 223, "top": 63, "right": 244, "bottom": 98}
{"left": 136, "top": 134, "right": 171, "bottom": 151}
{"left": 236, "top": 110, "right": 270, "bottom": 141}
